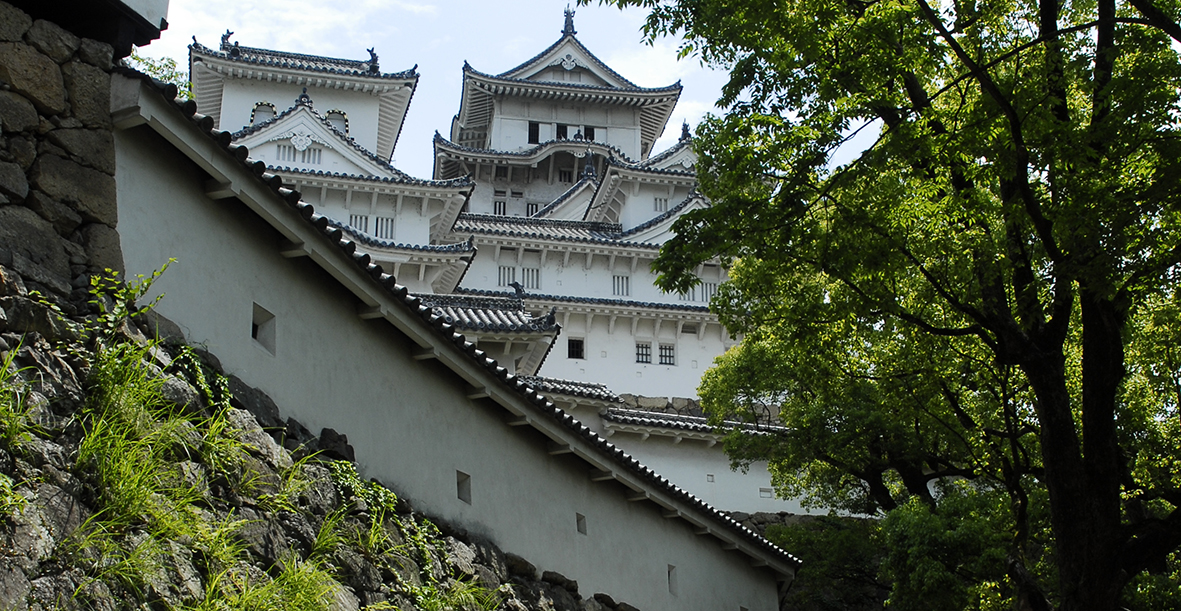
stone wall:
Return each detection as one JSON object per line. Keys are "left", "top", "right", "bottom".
{"left": 0, "top": 1, "right": 122, "bottom": 320}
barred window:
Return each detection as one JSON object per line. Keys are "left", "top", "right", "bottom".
{"left": 613, "top": 275, "right": 630, "bottom": 297}
{"left": 636, "top": 342, "right": 652, "bottom": 363}
{"left": 522, "top": 267, "right": 541, "bottom": 289}
{"left": 559, "top": 169, "right": 573, "bottom": 183}
{"left": 349, "top": 214, "right": 369, "bottom": 233}
{"left": 498, "top": 266, "right": 516, "bottom": 287}
{"left": 659, "top": 344, "right": 675, "bottom": 365}
{"left": 493, "top": 200, "right": 506, "bottom": 216}
{"left": 678, "top": 286, "right": 696, "bottom": 301}
{"left": 528, "top": 121, "right": 540, "bottom": 144}
{"left": 374, "top": 216, "right": 395, "bottom": 239}
{"left": 568, "top": 338, "right": 585, "bottom": 359}
{"left": 701, "top": 282, "right": 718, "bottom": 302}
{"left": 495, "top": 166, "right": 508, "bottom": 179}
{"left": 654, "top": 197, "right": 669, "bottom": 212}
{"left": 300, "top": 147, "right": 322, "bottom": 164}
{"left": 527, "top": 202, "right": 539, "bottom": 216}
{"left": 276, "top": 144, "right": 297, "bottom": 163}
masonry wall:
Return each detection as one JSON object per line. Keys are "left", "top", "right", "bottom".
{"left": 114, "top": 120, "right": 783, "bottom": 610}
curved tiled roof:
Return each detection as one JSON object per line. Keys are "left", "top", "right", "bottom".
{"left": 278, "top": 166, "right": 473, "bottom": 189}
{"left": 329, "top": 221, "right": 475, "bottom": 254}
{"left": 417, "top": 294, "right": 558, "bottom": 334}
{"left": 520, "top": 376, "right": 621, "bottom": 403}
{"left": 640, "top": 136, "right": 694, "bottom": 168}
{"left": 619, "top": 191, "right": 701, "bottom": 238}
{"left": 434, "top": 131, "right": 640, "bottom": 165}
{"left": 532, "top": 177, "right": 597, "bottom": 218}
{"left": 604, "top": 154, "right": 697, "bottom": 178}
{"left": 451, "top": 214, "right": 661, "bottom": 249}
{"left": 603, "top": 408, "right": 789, "bottom": 436}
{"left": 466, "top": 62, "right": 682, "bottom": 96}
{"left": 455, "top": 288, "right": 711, "bottom": 313}
{"left": 122, "top": 66, "right": 800, "bottom": 571}
{"left": 191, "top": 40, "right": 418, "bottom": 80}
{"left": 495, "top": 28, "right": 646, "bottom": 91}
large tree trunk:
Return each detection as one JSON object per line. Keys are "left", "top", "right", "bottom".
{"left": 1017, "top": 290, "right": 1127, "bottom": 611}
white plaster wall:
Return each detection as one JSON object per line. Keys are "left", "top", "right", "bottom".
{"left": 115, "top": 125, "right": 782, "bottom": 611}
{"left": 219, "top": 80, "right": 384, "bottom": 153}
{"left": 492, "top": 99, "right": 640, "bottom": 159}
{"left": 616, "top": 183, "right": 695, "bottom": 231}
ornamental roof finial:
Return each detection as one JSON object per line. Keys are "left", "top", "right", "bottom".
{"left": 297, "top": 87, "right": 313, "bottom": 106}
{"left": 366, "top": 47, "right": 379, "bottom": 74}
{"left": 681, "top": 120, "right": 691, "bottom": 141}
{"left": 221, "top": 29, "right": 234, "bottom": 49}
{"left": 563, "top": 5, "right": 576, "bottom": 36}
{"left": 581, "top": 148, "right": 596, "bottom": 180}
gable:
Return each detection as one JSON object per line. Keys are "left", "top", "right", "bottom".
{"left": 534, "top": 178, "right": 598, "bottom": 220}
{"left": 621, "top": 194, "right": 710, "bottom": 244}
{"left": 500, "top": 37, "right": 637, "bottom": 90}
{"left": 233, "top": 105, "right": 395, "bottom": 178}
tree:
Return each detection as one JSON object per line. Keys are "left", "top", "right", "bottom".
{"left": 589, "top": 0, "right": 1181, "bottom": 609}
{"left": 125, "top": 50, "right": 192, "bottom": 100}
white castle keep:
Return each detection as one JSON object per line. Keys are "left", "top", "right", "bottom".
{"left": 188, "top": 11, "right": 804, "bottom": 516}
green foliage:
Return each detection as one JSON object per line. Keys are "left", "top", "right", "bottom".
{"left": 88, "top": 263, "right": 172, "bottom": 345}
{"left": 766, "top": 517, "right": 888, "bottom": 611}
{"left": 329, "top": 460, "right": 399, "bottom": 514}
{"left": 192, "top": 556, "right": 338, "bottom": 611}
{"left": 592, "top": 0, "right": 1181, "bottom": 607}
{"left": 0, "top": 341, "right": 34, "bottom": 456}
{"left": 127, "top": 51, "right": 192, "bottom": 100}
{"left": 413, "top": 578, "right": 502, "bottom": 611}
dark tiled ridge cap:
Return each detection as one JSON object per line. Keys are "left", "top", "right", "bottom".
{"left": 618, "top": 191, "right": 699, "bottom": 238}
{"left": 452, "top": 214, "right": 662, "bottom": 249}
{"left": 639, "top": 137, "right": 693, "bottom": 168}
{"left": 191, "top": 41, "right": 418, "bottom": 80}
{"left": 532, "top": 178, "right": 595, "bottom": 218}
{"left": 125, "top": 67, "right": 800, "bottom": 570}
{"left": 434, "top": 132, "right": 639, "bottom": 165}
{"left": 417, "top": 294, "right": 558, "bottom": 334}
{"left": 328, "top": 221, "right": 476, "bottom": 253}
{"left": 465, "top": 62, "right": 682, "bottom": 96}
{"left": 455, "top": 288, "right": 711, "bottom": 313}
{"left": 496, "top": 32, "right": 643, "bottom": 91}
{"left": 520, "top": 375, "right": 621, "bottom": 403}
{"left": 604, "top": 408, "right": 787, "bottom": 435}
{"left": 275, "top": 166, "right": 473, "bottom": 189}
{"left": 229, "top": 96, "right": 419, "bottom": 179}
{"left": 604, "top": 154, "right": 697, "bottom": 177}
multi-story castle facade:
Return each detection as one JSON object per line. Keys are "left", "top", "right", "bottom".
{"left": 188, "top": 11, "right": 802, "bottom": 515}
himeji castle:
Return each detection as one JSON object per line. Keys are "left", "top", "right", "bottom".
{"left": 188, "top": 10, "right": 804, "bottom": 515}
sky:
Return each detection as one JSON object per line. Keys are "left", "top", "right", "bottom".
{"left": 137, "top": 0, "right": 732, "bottom": 178}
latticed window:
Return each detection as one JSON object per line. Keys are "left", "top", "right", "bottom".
{"left": 559, "top": 169, "right": 573, "bottom": 183}
{"left": 701, "top": 282, "right": 718, "bottom": 302}
{"left": 522, "top": 267, "right": 541, "bottom": 289}
{"left": 636, "top": 342, "right": 652, "bottom": 363}
{"left": 659, "top": 344, "right": 676, "bottom": 365}
{"left": 498, "top": 266, "right": 516, "bottom": 287}
{"left": 568, "top": 338, "right": 585, "bottom": 359}
{"left": 654, "top": 197, "right": 668, "bottom": 212}
{"left": 349, "top": 214, "right": 369, "bottom": 233}
{"left": 678, "top": 286, "right": 696, "bottom": 301}
{"left": 276, "top": 144, "right": 297, "bottom": 162}
{"left": 493, "top": 200, "right": 507, "bottom": 216}
{"left": 527, "top": 202, "right": 539, "bottom": 216}
{"left": 374, "top": 216, "right": 395, "bottom": 239}
{"left": 613, "top": 275, "right": 630, "bottom": 297}
{"left": 300, "top": 147, "right": 322, "bottom": 164}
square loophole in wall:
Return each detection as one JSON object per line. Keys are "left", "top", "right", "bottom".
{"left": 251, "top": 303, "right": 276, "bottom": 355}
{"left": 456, "top": 470, "right": 472, "bottom": 504}
{"left": 759, "top": 487, "right": 773, "bottom": 498}
{"left": 667, "top": 564, "right": 678, "bottom": 595}
{"left": 576, "top": 512, "right": 587, "bottom": 535}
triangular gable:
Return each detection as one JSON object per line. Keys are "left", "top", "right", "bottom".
{"left": 498, "top": 29, "right": 642, "bottom": 90}
{"left": 233, "top": 101, "right": 397, "bottom": 179}
{"left": 643, "top": 141, "right": 698, "bottom": 172}
{"left": 620, "top": 193, "right": 710, "bottom": 244}
{"left": 534, "top": 178, "right": 598, "bottom": 221}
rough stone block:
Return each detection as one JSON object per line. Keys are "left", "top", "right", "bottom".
{"left": 0, "top": 42, "right": 66, "bottom": 114}
{"left": 0, "top": 206, "right": 70, "bottom": 292}
{"left": 138, "top": 309, "right": 187, "bottom": 344}
{"left": 0, "top": 264, "right": 27, "bottom": 296}
{"left": 47, "top": 128, "right": 115, "bottom": 174}
{"left": 25, "top": 190, "right": 82, "bottom": 236}
{"left": 0, "top": 560, "right": 30, "bottom": 611}
{"left": 79, "top": 222, "right": 124, "bottom": 274}
{"left": 0, "top": 90, "right": 38, "bottom": 133}
{"left": 29, "top": 154, "right": 116, "bottom": 226}
{"left": 636, "top": 396, "right": 669, "bottom": 410}
{"left": 78, "top": 38, "right": 113, "bottom": 70}
{"left": 228, "top": 374, "right": 284, "bottom": 429}
{"left": 592, "top": 593, "right": 619, "bottom": 609}
{"left": 505, "top": 552, "right": 538, "bottom": 579}
{"left": 7, "top": 134, "right": 35, "bottom": 168}
{"left": 0, "top": 160, "right": 27, "bottom": 200}
{"left": 0, "top": 2, "right": 31, "bottom": 41}
{"left": 61, "top": 61, "right": 111, "bottom": 129}
{"left": 25, "top": 19, "right": 79, "bottom": 63}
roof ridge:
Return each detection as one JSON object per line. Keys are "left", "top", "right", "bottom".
{"left": 190, "top": 39, "right": 418, "bottom": 80}
{"left": 434, "top": 132, "right": 641, "bottom": 165}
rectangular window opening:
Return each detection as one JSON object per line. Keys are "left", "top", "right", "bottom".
{"left": 701, "top": 282, "right": 719, "bottom": 302}
{"left": 584, "top": 126, "right": 596, "bottom": 141}
{"left": 678, "top": 286, "right": 697, "bottom": 302}
{"left": 568, "top": 338, "right": 585, "bottom": 360}
{"left": 759, "top": 488, "right": 774, "bottom": 498}
{"left": 556, "top": 124, "right": 568, "bottom": 139}
{"left": 495, "top": 165, "right": 508, "bottom": 180}
{"left": 252, "top": 302, "right": 276, "bottom": 355}
{"left": 498, "top": 266, "right": 516, "bottom": 287}
{"left": 457, "top": 471, "right": 472, "bottom": 504}
{"left": 706, "top": 474, "right": 715, "bottom": 482}
{"left": 659, "top": 344, "right": 676, "bottom": 366}
{"left": 558, "top": 169, "right": 573, "bottom": 183}
{"left": 374, "top": 216, "right": 395, "bottom": 239}
{"left": 528, "top": 121, "right": 540, "bottom": 144}
{"left": 349, "top": 214, "right": 369, "bottom": 233}
{"left": 654, "top": 197, "right": 669, "bottom": 212}
{"left": 576, "top": 513, "right": 587, "bottom": 535}
{"left": 667, "top": 565, "right": 678, "bottom": 595}
{"left": 681, "top": 324, "right": 698, "bottom": 335}
{"left": 493, "top": 200, "right": 507, "bottom": 216}
{"left": 527, "top": 202, "right": 539, "bottom": 216}
{"left": 636, "top": 342, "right": 652, "bottom": 364}
{"left": 522, "top": 267, "right": 541, "bottom": 289}
{"left": 613, "top": 275, "right": 630, "bottom": 297}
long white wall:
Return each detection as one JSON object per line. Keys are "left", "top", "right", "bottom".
{"left": 220, "top": 80, "right": 384, "bottom": 153}
{"left": 115, "top": 124, "right": 783, "bottom": 611}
